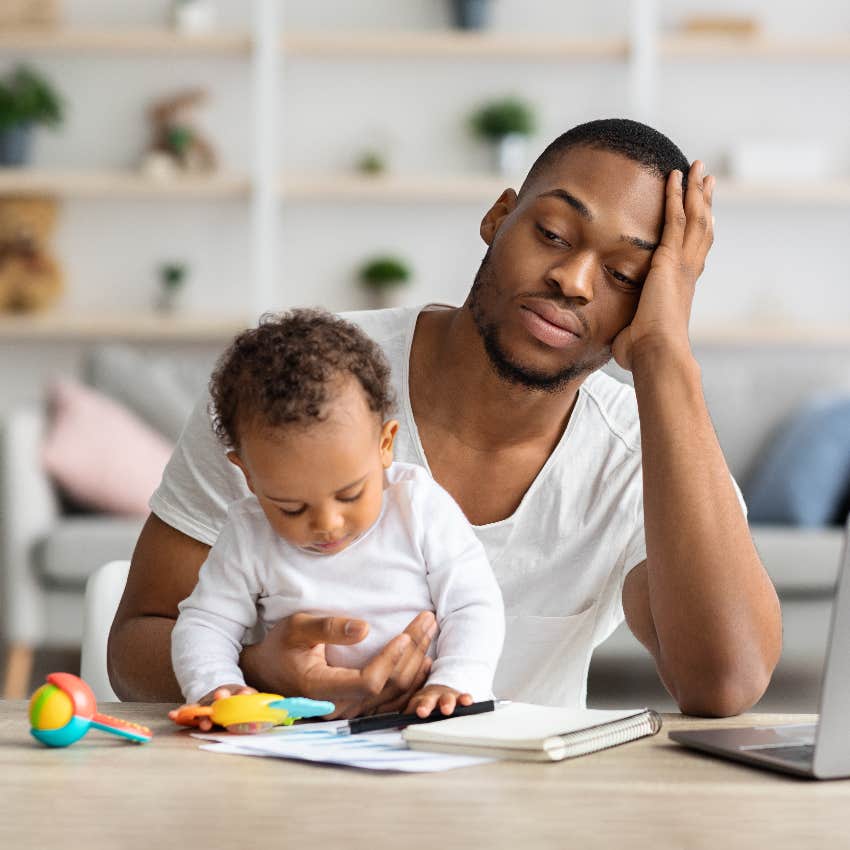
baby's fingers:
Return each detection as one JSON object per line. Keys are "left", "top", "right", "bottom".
{"left": 410, "top": 692, "right": 440, "bottom": 718}
{"left": 437, "top": 691, "right": 458, "bottom": 716}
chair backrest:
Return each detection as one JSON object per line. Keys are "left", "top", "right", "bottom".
{"left": 80, "top": 560, "right": 131, "bottom": 702}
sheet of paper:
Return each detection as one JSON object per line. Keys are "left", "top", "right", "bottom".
{"left": 193, "top": 725, "right": 494, "bottom": 772}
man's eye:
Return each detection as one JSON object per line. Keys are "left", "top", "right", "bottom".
{"left": 607, "top": 267, "right": 641, "bottom": 289}
{"left": 536, "top": 224, "right": 570, "bottom": 246}
{"left": 279, "top": 506, "right": 306, "bottom": 517}
{"left": 338, "top": 490, "right": 364, "bottom": 504}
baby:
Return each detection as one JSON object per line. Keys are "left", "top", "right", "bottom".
{"left": 171, "top": 308, "right": 505, "bottom": 718}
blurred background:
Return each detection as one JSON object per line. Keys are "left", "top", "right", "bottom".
{"left": 1, "top": 1, "right": 849, "bottom": 711}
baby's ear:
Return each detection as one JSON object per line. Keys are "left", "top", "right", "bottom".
{"left": 227, "top": 450, "right": 255, "bottom": 493}
{"left": 380, "top": 419, "right": 399, "bottom": 468}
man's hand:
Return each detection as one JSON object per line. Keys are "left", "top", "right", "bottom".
{"left": 240, "top": 610, "right": 437, "bottom": 719}
{"left": 405, "top": 684, "right": 473, "bottom": 718}
{"left": 613, "top": 160, "right": 715, "bottom": 372}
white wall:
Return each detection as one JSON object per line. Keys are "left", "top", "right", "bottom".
{"left": 3, "top": 0, "right": 850, "bottom": 402}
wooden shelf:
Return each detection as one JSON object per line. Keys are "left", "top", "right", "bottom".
{"left": 691, "top": 323, "right": 850, "bottom": 345}
{"left": 281, "top": 173, "right": 850, "bottom": 205}
{"left": 661, "top": 34, "right": 850, "bottom": 59}
{"left": 283, "top": 31, "right": 628, "bottom": 59}
{"left": 0, "top": 28, "right": 252, "bottom": 54}
{"left": 3, "top": 170, "right": 849, "bottom": 206}
{"left": 281, "top": 173, "right": 507, "bottom": 203}
{"left": 715, "top": 178, "right": 850, "bottom": 204}
{"left": 1, "top": 311, "right": 847, "bottom": 346}
{"left": 0, "top": 312, "right": 250, "bottom": 342}
{"left": 0, "top": 169, "right": 251, "bottom": 200}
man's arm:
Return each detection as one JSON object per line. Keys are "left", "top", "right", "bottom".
{"left": 108, "top": 514, "right": 209, "bottom": 701}
{"left": 108, "top": 513, "right": 436, "bottom": 712}
{"left": 616, "top": 163, "right": 782, "bottom": 717}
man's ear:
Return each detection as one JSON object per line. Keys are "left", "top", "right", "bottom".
{"left": 379, "top": 419, "right": 399, "bottom": 469}
{"left": 480, "top": 188, "right": 518, "bottom": 246}
{"left": 227, "top": 450, "right": 255, "bottom": 494}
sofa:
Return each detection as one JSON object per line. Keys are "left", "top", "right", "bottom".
{"left": 2, "top": 340, "right": 848, "bottom": 699}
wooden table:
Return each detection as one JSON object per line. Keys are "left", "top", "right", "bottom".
{"left": 1, "top": 702, "right": 848, "bottom": 849}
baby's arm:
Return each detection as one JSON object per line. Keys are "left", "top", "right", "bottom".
{"left": 171, "top": 510, "right": 263, "bottom": 704}
{"left": 414, "top": 480, "right": 505, "bottom": 711}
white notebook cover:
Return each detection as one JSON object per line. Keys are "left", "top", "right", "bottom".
{"left": 403, "top": 703, "right": 660, "bottom": 761}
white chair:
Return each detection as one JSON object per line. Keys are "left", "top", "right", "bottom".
{"left": 80, "top": 560, "right": 131, "bottom": 702}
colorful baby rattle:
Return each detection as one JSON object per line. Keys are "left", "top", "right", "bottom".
{"left": 29, "top": 672, "right": 152, "bottom": 747}
{"left": 171, "top": 692, "right": 335, "bottom": 734}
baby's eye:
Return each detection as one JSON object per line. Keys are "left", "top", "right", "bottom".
{"left": 337, "top": 489, "right": 364, "bottom": 504}
{"left": 279, "top": 506, "right": 306, "bottom": 517}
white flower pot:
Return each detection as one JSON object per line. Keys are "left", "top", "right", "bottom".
{"left": 173, "top": 1, "right": 216, "bottom": 34}
{"left": 495, "top": 133, "right": 529, "bottom": 177}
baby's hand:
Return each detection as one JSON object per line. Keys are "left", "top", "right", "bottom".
{"left": 405, "top": 684, "right": 473, "bottom": 718}
{"left": 168, "top": 684, "right": 257, "bottom": 732}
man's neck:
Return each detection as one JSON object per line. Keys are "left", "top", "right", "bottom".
{"left": 411, "top": 304, "right": 584, "bottom": 451}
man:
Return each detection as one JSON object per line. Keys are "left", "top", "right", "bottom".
{"left": 109, "top": 119, "right": 782, "bottom": 716}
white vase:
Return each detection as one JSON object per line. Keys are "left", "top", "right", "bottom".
{"left": 495, "top": 133, "right": 529, "bottom": 177}
{"left": 366, "top": 286, "right": 408, "bottom": 310}
{"left": 173, "top": 1, "right": 216, "bottom": 34}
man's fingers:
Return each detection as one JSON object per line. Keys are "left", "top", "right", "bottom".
{"left": 659, "top": 169, "right": 686, "bottom": 251}
{"left": 358, "top": 632, "right": 412, "bottom": 697}
{"left": 683, "top": 160, "right": 710, "bottom": 258}
{"left": 371, "top": 656, "right": 432, "bottom": 714}
{"left": 403, "top": 611, "right": 437, "bottom": 650}
{"left": 286, "top": 612, "right": 370, "bottom": 648}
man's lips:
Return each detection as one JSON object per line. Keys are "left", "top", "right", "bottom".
{"left": 523, "top": 300, "right": 584, "bottom": 337}
{"left": 519, "top": 301, "right": 585, "bottom": 349}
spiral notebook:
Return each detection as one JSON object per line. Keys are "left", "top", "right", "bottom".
{"left": 403, "top": 703, "right": 662, "bottom": 762}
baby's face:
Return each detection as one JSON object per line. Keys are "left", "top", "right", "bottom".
{"left": 229, "top": 379, "right": 397, "bottom": 556}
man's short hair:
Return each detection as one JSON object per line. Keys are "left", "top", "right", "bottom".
{"left": 209, "top": 308, "right": 395, "bottom": 450}
{"left": 520, "top": 118, "right": 690, "bottom": 196}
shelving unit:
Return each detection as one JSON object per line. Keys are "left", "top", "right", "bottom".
{"left": 0, "top": 168, "right": 251, "bottom": 199}
{"left": 0, "top": 311, "right": 250, "bottom": 342}
{"left": 3, "top": 168, "right": 848, "bottom": 205}
{"left": 0, "top": 28, "right": 251, "bottom": 54}
{"left": 1, "top": 1, "right": 849, "bottom": 343}
{"left": 660, "top": 34, "right": 850, "bottom": 60}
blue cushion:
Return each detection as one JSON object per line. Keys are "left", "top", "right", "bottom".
{"left": 744, "top": 394, "right": 850, "bottom": 527}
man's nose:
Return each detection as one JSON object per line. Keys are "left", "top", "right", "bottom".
{"left": 546, "top": 251, "right": 596, "bottom": 302}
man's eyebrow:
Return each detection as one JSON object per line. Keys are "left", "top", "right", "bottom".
{"left": 621, "top": 234, "right": 658, "bottom": 252}
{"left": 266, "top": 474, "right": 368, "bottom": 503}
{"left": 537, "top": 189, "right": 593, "bottom": 222}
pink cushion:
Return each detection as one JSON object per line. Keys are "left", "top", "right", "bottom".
{"left": 41, "top": 379, "right": 174, "bottom": 516}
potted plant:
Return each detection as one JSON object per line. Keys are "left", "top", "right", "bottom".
{"left": 470, "top": 97, "right": 536, "bottom": 177}
{"left": 449, "top": 0, "right": 493, "bottom": 30}
{"left": 358, "top": 255, "right": 411, "bottom": 309}
{"left": 0, "top": 65, "right": 64, "bottom": 166}
{"left": 156, "top": 261, "right": 189, "bottom": 313}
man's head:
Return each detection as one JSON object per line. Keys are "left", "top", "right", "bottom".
{"left": 468, "top": 118, "right": 690, "bottom": 392}
{"left": 210, "top": 309, "right": 398, "bottom": 555}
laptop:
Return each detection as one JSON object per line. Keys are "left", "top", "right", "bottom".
{"left": 669, "top": 516, "right": 850, "bottom": 779}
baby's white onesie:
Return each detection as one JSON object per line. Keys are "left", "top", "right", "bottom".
{"left": 172, "top": 462, "right": 505, "bottom": 704}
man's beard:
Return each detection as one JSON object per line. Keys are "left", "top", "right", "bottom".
{"left": 468, "top": 249, "right": 610, "bottom": 393}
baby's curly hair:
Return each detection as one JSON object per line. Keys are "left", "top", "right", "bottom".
{"left": 209, "top": 308, "right": 395, "bottom": 449}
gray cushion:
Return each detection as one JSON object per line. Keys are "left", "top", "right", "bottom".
{"left": 751, "top": 524, "right": 844, "bottom": 594}
{"left": 34, "top": 516, "right": 145, "bottom": 586}
{"left": 86, "top": 344, "right": 216, "bottom": 442}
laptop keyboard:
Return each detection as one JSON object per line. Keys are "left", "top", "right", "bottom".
{"left": 748, "top": 743, "right": 815, "bottom": 765}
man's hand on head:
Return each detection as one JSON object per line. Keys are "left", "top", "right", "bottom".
{"left": 612, "top": 160, "right": 715, "bottom": 372}
{"left": 239, "top": 610, "right": 437, "bottom": 719}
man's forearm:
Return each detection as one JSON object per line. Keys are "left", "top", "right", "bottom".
{"left": 108, "top": 614, "right": 183, "bottom": 702}
{"left": 631, "top": 342, "right": 782, "bottom": 715}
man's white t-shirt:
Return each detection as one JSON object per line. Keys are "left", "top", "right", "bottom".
{"left": 152, "top": 304, "right": 648, "bottom": 708}
{"left": 172, "top": 462, "right": 505, "bottom": 705}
